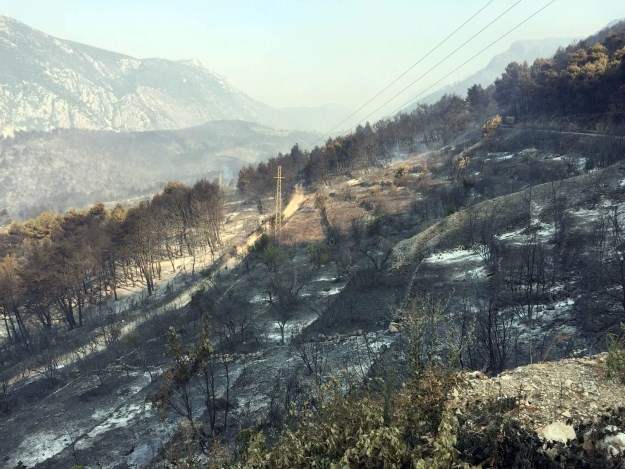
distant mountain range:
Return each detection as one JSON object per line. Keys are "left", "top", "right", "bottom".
{"left": 0, "top": 120, "right": 317, "bottom": 220}
{"left": 0, "top": 13, "right": 574, "bottom": 136}
{"left": 0, "top": 14, "right": 346, "bottom": 135}
{"left": 414, "top": 38, "right": 571, "bottom": 106}
{"left": 0, "top": 13, "right": 605, "bottom": 224}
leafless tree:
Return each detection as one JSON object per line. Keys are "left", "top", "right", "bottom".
{"left": 291, "top": 337, "right": 327, "bottom": 384}
{"left": 475, "top": 278, "right": 518, "bottom": 374}
{"left": 516, "top": 238, "right": 547, "bottom": 321}
{"left": 267, "top": 269, "right": 304, "bottom": 346}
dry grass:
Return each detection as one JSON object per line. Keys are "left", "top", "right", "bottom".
{"left": 281, "top": 198, "right": 325, "bottom": 244}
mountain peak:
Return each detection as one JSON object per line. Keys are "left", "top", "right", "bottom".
{"left": 0, "top": 15, "right": 273, "bottom": 134}
{"left": 178, "top": 58, "right": 205, "bottom": 69}
{"left": 0, "top": 14, "right": 347, "bottom": 133}
{"left": 0, "top": 13, "right": 18, "bottom": 30}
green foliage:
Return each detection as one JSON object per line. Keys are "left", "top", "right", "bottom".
{"left": 237, "top": 427, "right": 267, "bottom": 465}
{"left": 237, "top": 26, "right": 625, "bottom": 197}
{"left": 163, "top": 327, "right": 193, "bottom": 387}
{"left": 444, "top": 204, "right": 456, "bottom": 217}
{"left": 190, "top": 318, "right": 214, "bottom": 366}
{"left": 467, "top": 83, "right": 491, "bottom": 117}
{"left": 153, "top": 320, "right": 216, "bottom": 455}
{"left": 239, "top": 93, "right": 474, "bottom": 191}
{"left": 239, "top": 370, "right": 468, "bottom": 468}
{"left": 306, "top": 241, "right": 332, "bottom": 269}
{"left": 430, "top": 407, "right": 463, "bottom": 466}
{"left": 607, "top": 324, "right": 625, "bottom": 383}
{"left": 248, "top": 234, "right": 291, "bottom": 273}
{"left": 237, "top": 144, "right": 309, "bottom": 197}
{"left": 0, "top": 177, "right": 224, "bottom": 336}
{"left": 154, "top": 324, "right": 210, "bottom": 413}
{"left": 238, "top": 290, "right": 470, "bottom": 468}
{"left": 239, "top": 363, "right": 625, "bottom": 467}
{"left": 263, "top": 244, "right": 287, "bottom": 267}
{"left": 494, "top": 30, "right": 625, "bottom": 118}
{"left": 249, "top": 233, "right": 270, "bottom": 253}
{"left": 341, "top": 426, "right": 408, "bottom": 467}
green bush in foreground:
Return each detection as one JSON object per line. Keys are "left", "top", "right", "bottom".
{"left": 607, "top": 325, "right": 625, "bottom": 384}
{"left": 239, "top": 368, "right": 470, "bottom": 468}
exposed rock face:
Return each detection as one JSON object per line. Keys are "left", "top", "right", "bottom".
{"left": 0, "top": 14, "right": 274, "bottom": 135}
{"left": 460, "top": 354, "right": 625, "bottom": 428}
{"left": 457, "top": 353, "right": 625, "bottom": 449}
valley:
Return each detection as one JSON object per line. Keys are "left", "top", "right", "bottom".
{"left": 3, "top": 125, "right": 625, "bottom": 466}
{"left": 1, "top": 9, "right": 625, "bottom": 468}
{"left": 0, "top": 174, "right": 389, "bottom": 468}
{"left": 0, "top": 121, "right": 318, "bottom": 222}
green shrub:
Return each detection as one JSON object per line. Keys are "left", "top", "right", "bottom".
{"left": 444, "top": 203, "right": 456, "bottom": 217}
{"left": 607, "top": 325, "right": 625, "bottom": 383}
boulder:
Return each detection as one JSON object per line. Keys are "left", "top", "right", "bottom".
{"left": 535, "top": 421, "right": 576, "bottom": 443}
{"left": 600, "top": 432, "right": 625, "bottom": 457}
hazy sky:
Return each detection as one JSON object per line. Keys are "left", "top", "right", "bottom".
{"left": 2, "top": 1, "right": 624, "bottom": 114}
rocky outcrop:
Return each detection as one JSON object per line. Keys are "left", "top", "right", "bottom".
{"left": 458, "top": 353, "right": 625, "bottom": 461}
{"left": 458, "top": 354, "right": 624, "bottom": 429}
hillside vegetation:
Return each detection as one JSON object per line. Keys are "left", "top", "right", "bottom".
{"left": 0, "top": 121, "right": 317, "bottom": 221}
{"left": 2, "top": 21, "right": 625, "bottom": 469}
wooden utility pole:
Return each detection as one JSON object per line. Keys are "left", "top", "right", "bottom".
{"left": 274, "top": 166, "right": 284, "bottom": 242}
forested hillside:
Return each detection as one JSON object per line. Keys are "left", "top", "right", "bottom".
{"left": 239, "top": 21, "right": 625, "bottom": 197}
{"left": 494, "top": 23, "right": 625, "bottom": 120}
{"left": 0, "top": 180, "right": 222, "bottom": 343}
{"left": 0, "top": 121, "right": 317, "bottom": 222}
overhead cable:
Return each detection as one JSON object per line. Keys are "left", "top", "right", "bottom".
{"left": 320, "top": 0, "right": 496, "bottom": 140}
{"left": 382, "top": 0, "right": 557, "bottom": 121}
{"left": 349, "top": 0, "right": 526, "bottom": 132}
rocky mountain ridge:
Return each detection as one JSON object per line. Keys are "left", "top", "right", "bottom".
{"left": 0, "top": 14, "right": 335, "bottom": 135}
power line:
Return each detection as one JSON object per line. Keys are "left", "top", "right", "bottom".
{"left": 382, "top": 0, "right": 556, "bottom": 120}
{"left": 319, "top": 0, "right": 496, "bottom": 140}
{"left": 347, "top": 0, "right": 524, "bottom": 132}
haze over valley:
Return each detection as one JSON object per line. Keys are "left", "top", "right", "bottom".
{"left": 2, "top": 3, "right": 625, "bottom": 468}
{"left": 0, "top": 11, "right": 579, "bottom": 223}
